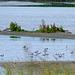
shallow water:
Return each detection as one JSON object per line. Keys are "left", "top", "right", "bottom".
{"left": 0, "top": 7, "right": 75, "bottom": 34}
{"left": 0, "top": 35, "right": 75, "bottom": 62}
{"left": 0, "top": 66, "right": 5, "bottom": 75}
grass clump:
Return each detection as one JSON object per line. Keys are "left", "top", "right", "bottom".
{"left": 9, "top": 22, "right": 27, "bottom": 32}
{"left": 6, "top": 67, "right": 12, "bottom": 75}
{"left": 10, "top": 36, "right": 21, "bottom": 38}
{"left": 37, "top": 23, "right": 65, "bottom": 33}
{"left": 5, "top": 67, "right": 25, "bottom": 75}
{"left": 2, "top": 61, "right": 75, "bottom": 75}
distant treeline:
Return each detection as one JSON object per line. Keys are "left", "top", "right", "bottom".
{"left": 0, "top": 0, "right": 75, "bottom": 2}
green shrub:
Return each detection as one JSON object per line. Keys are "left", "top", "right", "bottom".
{"left": 9, "top": 22, "right": 17, "bottom": 31}
{"left": 40, "top": 28, "right": 45, "bottom": 33}
{"left": 52, "top": 23, "right": 56, "bottom": 32}
{"left": 59, "top": 26, "right": 64, "bottom": 32}
{"left": 16, "top": 26, "right": 21, "bottom": 31}
{"left": 50, "top": 24, "right": 54, "bottom": 32}
{"left": 56, "top": 27, "right": 60, "bottom": 31}
{"left": 50, "top": 23, "right": 56, "bottom": 32}
{"left": 9, "top": 22, "right": 21, "bottom": 31}
{"left": 9, "top": 22, "right": 65, "bottom": 33}
{"left": 39, "top": 23, "right": 65, "bottom": 33}
{"left": 46, "top": 25, "right": 49, "bottom": 31}
{"left": 21, "top": 29, "right": 25, "bottom": 31}
{"left": 36, "top": 30, "right": 40, "bottom": 32}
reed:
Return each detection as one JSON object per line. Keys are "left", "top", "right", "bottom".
{"left": 3, "top": 61, "right": 75, "bottom": 75}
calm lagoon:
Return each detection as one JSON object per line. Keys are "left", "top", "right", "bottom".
{"left": 0, "top": 7, "right": 75, "bottom": 33}
{"left": 0, "top": 35, "right": 75, "bottom": 62}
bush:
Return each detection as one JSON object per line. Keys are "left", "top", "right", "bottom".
{"left": 59, "top": 26, "right": 64, "bottom": 32}
{"left": 52, "top": 23, "right": 56, "bottom": 32}
{"left": 56, "top": 27, "right": 60, "bottom": 31}
{"left": 21, "top": 29, "right": 25, "bottom": 31}
{"left": 39, "top": 23, "right": 65, "bottom": 33}
{"left": 46, "top": 25, "right": 49, "bottom": 31}
{"left": 9, "top": 22, "right": 21, "bottom": 31}
{"left": 40, "top": 28, "right": 45, "bottom": 33}
{"left": 16, "top": 26, "right": 21, "bottom": 31}
{"left": 9, "top": 22, "right": 17, "bottom": 31}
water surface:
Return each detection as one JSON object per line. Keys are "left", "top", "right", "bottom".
{"left": 0, "top": 7, "right": 75, "bottom": 33}
{"left": 0, "top": 35, "right": 75, "bottom": 62}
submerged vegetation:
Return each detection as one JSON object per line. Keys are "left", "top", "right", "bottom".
{"left": 9, "top": 22, "right": 65, "bottom": 33}
{"left": 10, "top": 36, "right": 21, "bottom": 38}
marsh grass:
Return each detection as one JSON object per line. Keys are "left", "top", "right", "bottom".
{"left": 0, "top": 61, "right": 74, "bottom": 75}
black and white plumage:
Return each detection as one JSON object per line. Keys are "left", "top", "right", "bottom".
{"left": 55, "top": 53, "right": 65, "bottom": 58}
{"left": 0, "top": 54, "right": 4, "bottom": 57}
{"left": 23, "top": 45, "right": 28, "bottom": 50}
{"left": 34, "top": 50, "right": 41, "bottom": 56}
{"left": 44, "top": 48, "right": 48, "bottom": 52}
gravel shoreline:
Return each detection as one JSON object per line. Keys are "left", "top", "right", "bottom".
{"left": 0, "top": 31, "right": 75, "bottom": 39}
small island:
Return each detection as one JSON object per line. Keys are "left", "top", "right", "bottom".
{"left": 0, "top": 22, "right": 75, "bottom": 39}
{"left": 9, "top": 22, "right": 65, "bottom": 33}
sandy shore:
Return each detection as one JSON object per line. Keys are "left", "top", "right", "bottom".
{"left": 0, "top": 31, "right": 75, "bottom": 39}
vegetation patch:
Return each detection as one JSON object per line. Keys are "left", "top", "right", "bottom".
{"left": 51, "top": 38, "right": 56, "bottom": 41}
{"left": 9, "top": 22, "right": 28, "bottom": 32}
{"left": 9, "top": 22, "right": 65, "bottom": 33}
{"left": 36, "top": 23, "right": 65, "bottom": 33}
{"left": 1, "top": 61, "right": 75, "bottom": 75}
{"left": 10, "top": 36, "right": 21, "bottom": 38}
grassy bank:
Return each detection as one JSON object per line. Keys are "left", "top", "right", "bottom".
{"left": 0, "top": 61, "right": 75, "bottom": 75}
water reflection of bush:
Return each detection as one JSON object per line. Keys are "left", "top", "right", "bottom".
{"left": 40, "top": 38, "right": 56, "bottom": 41}
{"left": 40, "top": 38, "right": 49, "bottom": 41}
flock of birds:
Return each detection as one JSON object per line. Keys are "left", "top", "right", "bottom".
{"left": 0, "top": 45, "right": 74, "bottom": 61}
{"left": 30, "top": 48, "right": 49, "bottom": 58}
{"left": 23, "top": 45, "right": 74, "bottom": 60}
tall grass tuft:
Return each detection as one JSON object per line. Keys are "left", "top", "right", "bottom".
{"left": 3, "top": 61, "right": 75, "bottom": 75}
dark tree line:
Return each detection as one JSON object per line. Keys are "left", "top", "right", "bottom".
{"left": 0, "top": 0, "right": 75, "bottom": 2}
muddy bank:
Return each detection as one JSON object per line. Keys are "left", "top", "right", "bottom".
{"left": 0, "top": 31, "right": 75, "bottom": 39}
